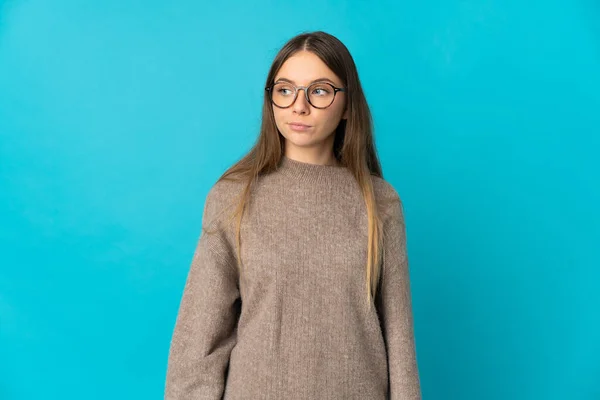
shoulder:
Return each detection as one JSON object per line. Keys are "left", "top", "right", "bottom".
{"left": 371, "top": 175, "right": 400, "bottom": 202}
{"left": 371, "top": 175, "right": 405, "bottom": 223}
{"left": 202, "top": 177, "right": 246, "bottom": 227}
{"left": 206, "top": 177, "right": 245, "bottom": 206}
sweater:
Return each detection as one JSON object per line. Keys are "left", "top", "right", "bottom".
{"left": 164, "top": 155, "right": 422, "bottom": 400}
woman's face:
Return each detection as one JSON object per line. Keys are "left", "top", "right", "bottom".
{"left": 271, "top": 51, "right": 348, "bottom": 153}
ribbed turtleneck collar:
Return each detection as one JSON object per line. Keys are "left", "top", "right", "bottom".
{"left": 276, "top": 155, "right": 354, "bottom": 186}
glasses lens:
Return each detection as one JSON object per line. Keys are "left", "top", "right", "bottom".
{"left": 271, "top": 83, "right": 296, "bottom": 108}
{"left": 308, "top": 83, "right": 335, "bottom": 108}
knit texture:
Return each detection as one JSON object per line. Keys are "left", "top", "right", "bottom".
{"left": 165, "top": 155, "right": 422, "bottom": 400}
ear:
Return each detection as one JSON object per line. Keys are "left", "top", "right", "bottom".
{"left": 342, "top": 105, "right": 349, "bottom": 120}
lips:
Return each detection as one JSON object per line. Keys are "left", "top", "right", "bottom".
{"left": 288, "top": 122, "right": 312, "bottom": 132}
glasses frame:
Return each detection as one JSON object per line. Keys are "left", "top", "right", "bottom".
{"left": 265, "top": 81, "right": 347, "bottom": 109}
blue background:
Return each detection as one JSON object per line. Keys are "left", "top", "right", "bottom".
{"left": 1, "top": 1, "right": 599, "bottom": 399}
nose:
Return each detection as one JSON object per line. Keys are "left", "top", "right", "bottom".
{"left": 292, "top": 88, "right": 310, "bottom": 114}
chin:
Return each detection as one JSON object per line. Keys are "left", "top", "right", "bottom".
{"left": 288, "top": 130, "right": 323, "bottom": 141}
{"left": 288, "top": 139, "right": 316, "bottom": 148}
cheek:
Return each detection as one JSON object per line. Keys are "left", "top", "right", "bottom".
{"left": 272, "top": 108, "right": 285, "bottom": 128}
{"left": 319, "top": 109, "right": 344, "bottom": 131}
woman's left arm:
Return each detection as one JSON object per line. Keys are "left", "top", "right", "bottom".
{"left": 376, "top": 195, "right": 422, "bottom": 400}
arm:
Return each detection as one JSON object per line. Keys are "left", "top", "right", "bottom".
{"left": 376, "top": 196, "right": 422, "bottom": 400}
{"left": 165, "top": 189, "right": 241, "bottom": 400}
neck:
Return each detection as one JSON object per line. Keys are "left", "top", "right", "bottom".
{"left": 283, "top": 150, "right": 339, "bottom": 167}
{"left": 277, "top": 154, "right": 351, "bottom": 186}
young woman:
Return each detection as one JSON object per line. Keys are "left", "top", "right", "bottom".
{"left": 165, "top": 31, "right": 422, "bottom": 400}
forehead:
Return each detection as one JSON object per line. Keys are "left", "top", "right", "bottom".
{"left": 275, "top": 51, "right": 342, "bottom": 86}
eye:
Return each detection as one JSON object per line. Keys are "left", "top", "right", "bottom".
{"left": 274, "top": 83, "right": 295, "bottom": 96}
{"left": 311, "top": 86, "right": 331, "bottom": 96}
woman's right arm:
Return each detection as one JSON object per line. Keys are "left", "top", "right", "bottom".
{"left": 164, "top": 188, "right": 241, "bottom": 400}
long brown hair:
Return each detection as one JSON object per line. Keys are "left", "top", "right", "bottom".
{"left": 209, "top": 31, "right": 386, "bottom": 305}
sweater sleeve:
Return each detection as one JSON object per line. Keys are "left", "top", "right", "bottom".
{"left": 376, "top": 195, "right": 422, "bottom": 400}
{"left": 164, "top": 188, "right": 241, "bottom": 400}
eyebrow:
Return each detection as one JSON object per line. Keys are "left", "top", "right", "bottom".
{"left": 274, "top": 77, "right": 337, "bottom": 86}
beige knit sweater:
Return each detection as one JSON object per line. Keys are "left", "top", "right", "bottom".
{"left": 164, "top": 155, "right": 422, "bottom": 400}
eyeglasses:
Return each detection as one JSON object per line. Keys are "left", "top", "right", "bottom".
{"left": 265, "top": 81, "right": 347, "bottom": 109}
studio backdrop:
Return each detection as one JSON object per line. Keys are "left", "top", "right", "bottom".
{"left": 0, "top": 1, "right": 598, "bottom": 399}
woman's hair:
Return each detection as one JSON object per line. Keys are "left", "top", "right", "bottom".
{"left": 209, "top": 31, "right": 387, "bottom": 306}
